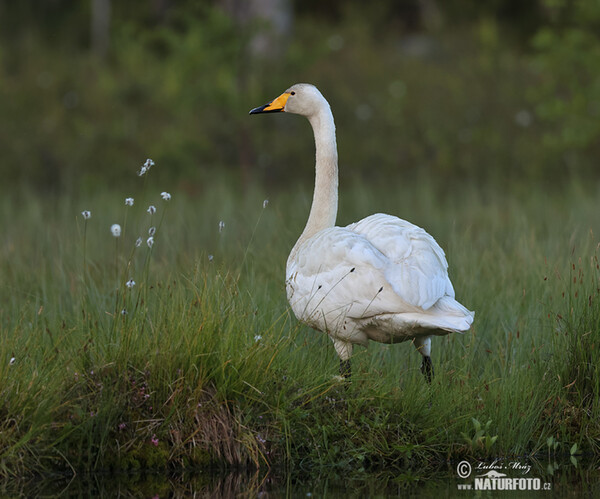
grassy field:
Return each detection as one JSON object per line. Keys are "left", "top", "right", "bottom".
{"left": 1, "top": 170, "right": 599, "bottom": 481}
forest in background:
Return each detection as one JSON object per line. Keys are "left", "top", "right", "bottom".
{"left": 0, "top": 0, "right": 599, "bottom": 194}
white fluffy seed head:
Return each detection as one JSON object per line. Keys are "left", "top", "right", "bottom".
{"left": 138, "top": 158, "right": 154, "bottom": 176}
{"left": 81, "top": 210, "right": 91, "bottom": 220}
{"left": 111, "top": 224, "right": 122, "bottom": 237}
{"left": 125, "top": 197, "right": 134, "bottom": 206}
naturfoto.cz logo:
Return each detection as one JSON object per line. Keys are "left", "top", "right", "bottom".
{"left": 456, "top": 459, "right": 552, "bottom": 491}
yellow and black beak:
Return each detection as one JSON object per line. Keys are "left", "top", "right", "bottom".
{"left": 249, "top": 91, "right": 291, "bottom": 114}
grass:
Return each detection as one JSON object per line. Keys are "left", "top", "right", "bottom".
{"left": 0, "top": 171, "right": 599, "bottom": 481}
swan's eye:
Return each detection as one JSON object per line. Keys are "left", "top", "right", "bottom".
{"left": 290, "top": 91, "right": 295, "bottom": 96}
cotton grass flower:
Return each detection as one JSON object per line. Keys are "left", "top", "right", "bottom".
{"left": 254, "top": 335, "right": 262, "bottom": 342}
{"left": 125, "top": 197, "right": 134, "bottom": 206}
{"left": 126, "top": 279, "right": 136, "bottom": 288}
{"left": 9, "top": 357, "right": 16, "bottom": 365}
{"left": 138, "top": 158, "right": 154, "bottom": 177}
{"left": 147, "top": 205, "right": 156, "bottom": 215}
{"left": 219, "top": 220, "right": 225, "bottom": 233}
{"left": 147, "top": 236, "right": 154, "bottom": 248}
{"left": 161, "top": 191, "right": 171, "bottom": 201}
{"left": 111, "top": 224, "right": 122, "bottom": 237}
{"left": 263, "top": 199, "right": 269, "bottom": 208}
{"left": 81, "top": 210, "right": 91, "bottom": 219}
{"left": 135, "top": 237, "right": 142, "bottom": 247}
{"left": 148, "top": 226, "right": 156, "bottom": 236}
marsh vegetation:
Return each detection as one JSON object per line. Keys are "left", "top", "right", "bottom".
{"left": 1, "top": 173, "right": 599, "bottom": 480}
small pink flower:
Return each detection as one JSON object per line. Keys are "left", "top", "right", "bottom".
{"left": 151, "top": 434, "right": 159, "bottom": 446}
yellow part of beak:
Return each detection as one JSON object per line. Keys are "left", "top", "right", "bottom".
{"left": 263, "top": 92, "right": 291, "bottom": 111}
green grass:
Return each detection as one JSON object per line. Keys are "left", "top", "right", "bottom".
{"left": 1, "top": 173, "right": 599, "bottom": 479}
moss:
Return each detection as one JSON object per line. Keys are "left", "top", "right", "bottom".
{"left": 117, "top": 453, "right": 142, "bottom": 471}
{"left": 188, "top": 447, "right": 216, "bottom": 468}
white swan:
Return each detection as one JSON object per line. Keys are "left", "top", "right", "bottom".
{"left": 250, "top": 83, "right": 474, "bottom": 380}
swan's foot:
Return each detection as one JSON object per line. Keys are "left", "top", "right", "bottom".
{"left": 340, "top": 359, "right": 351, "bottom": 379}
{"left": 420, "top": 355, "right": 434, "bottom": 383}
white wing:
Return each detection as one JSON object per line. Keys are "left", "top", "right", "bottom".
{"left": 287, "top": 227, "right": 397, "bottom": 322}
{"left": 286, "top": 213, "right": 471, "bottom": 337}
{"left": 347, "top": 213, "right": 454, "bottom": 309}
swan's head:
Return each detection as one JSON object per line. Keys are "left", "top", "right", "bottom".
{"left": 249, "top": 83, "right": 327, "bottom": 118}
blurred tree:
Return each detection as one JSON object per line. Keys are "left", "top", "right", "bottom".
{"left": 220, "top": 0, "right": 293, "bottom": 58}
{"left": 293, "top": 0, "right": 543, "bottom": 37}
{"left": 218, "top": 0, "right": 293, "bottom": 188}
{"left": 152, "top": 0, "right": 171, "bottom": 22}
{"left": 91, "top": 0, "right": 111, "bottom": 58}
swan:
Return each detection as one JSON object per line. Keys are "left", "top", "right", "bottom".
{"left": 250, "top": 83, "right": 474, "bottom": 381}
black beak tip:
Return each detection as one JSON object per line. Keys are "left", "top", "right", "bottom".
{"left": 249, "top": 103, "right": 284, "bottom": 115}
{"left": 249, "top": 105, "right": 266, "bottom": 115}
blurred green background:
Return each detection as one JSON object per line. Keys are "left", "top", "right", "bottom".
{"left": 1, "top": 0, "right": 599, "bottom": 196}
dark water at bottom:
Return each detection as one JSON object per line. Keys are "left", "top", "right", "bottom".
{"left": 3, "top": 459, "right": 599, "bottom": 497}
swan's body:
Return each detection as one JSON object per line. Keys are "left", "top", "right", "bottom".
{"left": 250, "top": 83, "right": 474, "bottom": 379}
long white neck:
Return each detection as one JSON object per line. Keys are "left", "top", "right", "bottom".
{"left": 290, "top": 103, "right": 339, "bottom": 260}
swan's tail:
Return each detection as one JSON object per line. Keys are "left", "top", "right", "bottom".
{"left": 397, "top": 296, "right": 474, "bottom": 333}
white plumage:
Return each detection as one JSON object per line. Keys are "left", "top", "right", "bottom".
{"left": 250, "top": 83, "right": 474, "bottom": 380}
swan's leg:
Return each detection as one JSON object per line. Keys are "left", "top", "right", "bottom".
{"left": 413, "top": 336, "right": 433, "bottom": 383}
{"left": 340, "top": 359, "right": 351, "bottom": 378}
{"left": 332, "top": 338, "right": 353, "bottom": 379}
{"left": 420, "top": 356, "right": 434, "bottom": 383}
